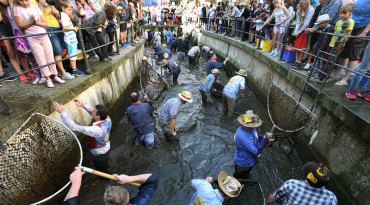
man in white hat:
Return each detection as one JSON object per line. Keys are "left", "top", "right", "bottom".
{"left": 199, "top": 68, "right": 222, "bottom": 106}
{"left": 189, "top": 171, "right": 243, "bottom": 204}
{"left": 222, "top": 69, "right": 247, "bottom": 117}
{"left": 158, "top": 91, "right": 193, "bottom": 141}
{"left": 234, "top": 112, "right": 273, "bottom": 179}
{"left": 162, "top": 59, "right": 181, "bottom": 85}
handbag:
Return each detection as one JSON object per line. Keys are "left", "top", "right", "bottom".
{"left": 13, "top": 29, "right": 32, "bottom": 54}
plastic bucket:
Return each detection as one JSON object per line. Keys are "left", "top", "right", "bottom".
{"left": 256, "top": 39, "right": 264, "bottom": 49}
{"left": 262, "top": 41, "right": 273, "bottom": 52}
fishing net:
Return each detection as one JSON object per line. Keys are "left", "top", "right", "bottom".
{"left": 211, "top": 81, "right": 224, "bottom": 98}
{"left": 267, "top": 83, "right": 315, "bottom": 136}
{"left": 0, "top": 113, "right": 82, "bottom": 204}
{"left": 140, "top": 62, "right": 169, "bottom": 109}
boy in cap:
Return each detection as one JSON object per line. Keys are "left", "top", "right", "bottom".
{"left": 265, "top": 162, "right": 338, "bottom": 204}
{"left": 189, "top": 171, "right": 243, "bottom": 205}
{"left": 234, "top": 112, "right": 274, "bottom": 179}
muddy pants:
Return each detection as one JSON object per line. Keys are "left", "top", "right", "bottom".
{"left": 158, "top": 117, "right": 176, "bottom": 141}
{"left": 233, "top": 163, "right": 253, "bottom": 179}
{"left": 92, "top": 151, "right": 110, "bottom": 173}
{"left": 222, "top": 92, "right": 235, "bottom": 117}
{"left": 200, "top": 90, "right": 208, "bottom": 106}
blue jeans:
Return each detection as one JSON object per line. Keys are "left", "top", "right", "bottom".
{"left": 349, "top": 43, "right": 370, "bottom": 93}
{"left": 236, "top": 19, "right": 241, "bottom": 37}
{"left": 45, "top": 27, "right": 64, "bottom": 56}
{"left": 135, "top": 132, "right": 154, "bottom": 149}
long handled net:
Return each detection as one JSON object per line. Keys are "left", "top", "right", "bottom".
{"left": 140, "top": 62, "right": 169, "bottom": 109}
{"left": 267, "top": 83, "right": 316, "bottom": 136}
{"left": 0, "top": 113, "right": 83, "bottom": 204}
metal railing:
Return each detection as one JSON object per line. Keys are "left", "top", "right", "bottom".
{"left": 0, "top": 21, "right": 144, "bottom": 115}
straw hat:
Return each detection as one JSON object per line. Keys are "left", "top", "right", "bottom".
{"left": 162, "top": 59, "right": 168, "bottom": 66}
{"left": 218, "top": 171, "right": 243, "bottom": 197}
{"left": 235, "top": 69, "right": 247, "bottom": 77}
{"left": 178, "top": 91, "right": 193, "bottom": 103}
{"left": 237, "top": 113, "right": 262, "bottom": 127}
{"left": 149, "top": 76, "right": 160, "bottom": 84}
{"left": 142, "top": 56, "right": 148, "bottom": 61}
{"left": 315, "top": 14, "right": 331, "bottom": 24}
{"left": 162, "top": 44, "right": 167, "bottom": 48}
{"left": 211, "top": 69, "right": 221, "bottom": 75}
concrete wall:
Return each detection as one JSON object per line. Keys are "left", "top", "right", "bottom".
{"left": 196, "top": 31, "right": 369, "bottom": 204}
{"left": 0, "top": 41, "right": 144, "bottom": 144}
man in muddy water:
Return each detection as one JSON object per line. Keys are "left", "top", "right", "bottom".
{"left": 190, "top": 171, "right": 243, "bottom": 205}
{"left": 199, "top": 68, "right": 222, "bottom": 106}
{"left": 234, "top": 111, "right": 274, "bottom": 179}
{"left": 53, "top": 100, "right": 111, "bottom": 173}
{"left": 265, "top": 162, "right": 338, "bottom": 204}
{"left": 162, "top": 59, "right": 181, "bottom": 85}
{"left": 127, "top": 92, "right": 155, "bottom": 149}
{"left": 207, "top": 53, "right": 229, "bottom": 75}
{"left": 158, "top": 91, "right": 193, "bottom": 141}
{"left": 187, "top": 45, "right": 202, "bottom": 64}
{"left": 222, "top": 69, "right": 247, "bottom": 117}
{"left": 62, "top": 167, "right": 159, "bottom": 205}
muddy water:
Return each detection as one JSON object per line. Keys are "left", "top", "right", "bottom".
{"left": 78, "top": 48, "right": 303, "bottom": 204}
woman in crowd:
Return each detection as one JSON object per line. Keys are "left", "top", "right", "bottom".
{"left": 292, "top": 0, "right": 314, "bottom": 68}
{"left": 0, "top": 0, "right": 35, "bottom": 83}
{"left": 259, "top": 0, "right": 291, "bottom": 57}
{"left": 82, "top": 3, "right": 117, "bottom": 62}
{"left": 33, "top": 0, "right": 73, "bottom": 80}
{"left": 13, "top": 0, "right": 65, "bottom": 87}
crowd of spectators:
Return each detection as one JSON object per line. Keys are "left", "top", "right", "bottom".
{"left": 0, "top": 0, "right": 144, "bottom": 87}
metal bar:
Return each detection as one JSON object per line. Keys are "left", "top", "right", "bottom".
{"left": 77, "top": 28, "right": 92, "bottom": 74}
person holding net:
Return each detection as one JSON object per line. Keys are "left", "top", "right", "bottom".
{"left": 62, "top": 167, "right": 159, "bottom": 205}
{"left": 53, "top": 99, "right": 111, "bottom": 173}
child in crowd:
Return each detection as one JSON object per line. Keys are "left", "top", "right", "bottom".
{"left": 330, "top": 3, "right": 355, "bottom": 86}
{"left": 106, "top": 3, "right": 119, "bottom": 56}
{"left": 119, "top": 3, "right": 129, "bottom": 48}
{"left": 60, "top": 0, "right": 84, "bottom": 76}
{"left": 255, "top": 13, "right": 265, "bottom": 37}
{"left": 13, "top": 0, "right": 65, "bottom": 88}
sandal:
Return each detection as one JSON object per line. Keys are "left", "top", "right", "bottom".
{"left": 54, "top": 76, "right": 65, "bottom": 84}
{"left": 38, "top": 77, "right": 47, "bottom": 84}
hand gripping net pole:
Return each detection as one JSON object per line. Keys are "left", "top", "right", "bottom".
{"left": 140, "top": 62, "right": 169, "bottom": 109}
{"left": 267, "top": 83, "right": 316, "bottom": 136}
{"left": 0, "top": 113, "right": 83, "bottom": 204}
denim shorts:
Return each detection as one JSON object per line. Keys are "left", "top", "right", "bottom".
{"left": 0, "top": 22, "right": 11, "bottom": 37}
{"left": 46, "top": 27, "right": 64, "bottom": 56}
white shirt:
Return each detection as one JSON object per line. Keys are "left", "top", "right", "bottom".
{"left": 187, "top": 46, "right": 200, "bottom": 57}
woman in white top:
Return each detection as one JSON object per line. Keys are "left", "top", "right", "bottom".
{"left": 259, "top": 0, "right": 291, "bottom": 57}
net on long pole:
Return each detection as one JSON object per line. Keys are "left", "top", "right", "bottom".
{"left": 267, "top": 82, "right": 316, "bottom": 136}
{"left": 0, "top": 113, "right": 83, "bottom": 204}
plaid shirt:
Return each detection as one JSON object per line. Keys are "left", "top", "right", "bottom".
{"left": 273, "top": 179, "right": 338, "bottom": 205}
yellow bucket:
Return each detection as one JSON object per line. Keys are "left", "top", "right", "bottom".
{"left": 256, "top": 39, "right": 264, "bottom": 49}
{"left": 262, "top": 41, "right": 273, "bottom": 52}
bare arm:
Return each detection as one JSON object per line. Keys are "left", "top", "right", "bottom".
{"left": 260, "top": 10, "right": 275, "bottom": 29}
{"left": 170, "top": 118, "right": 177, "bottom": 133}
{"left": 265, "top": 194, "right": 276, "bottom": 205}
{"left": 14, "top": 16, "right": 36, "bottom": 30}
{"left": 114, "top": 173, "right": 152, "bottom": 185}
{"left": 64, "top": 167, "right": 85, "bottom": 202}
{"left": 36, "top": 14, "right": 48, "bottom": 28}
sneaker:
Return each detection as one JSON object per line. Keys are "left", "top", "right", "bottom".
{"left": 90, "top": 55, "right": 99, "bottom": 60}
{"left": 303, "top": 63, "right": 311, "bottom": 70}
{"left": 54, "top": 76, "right": 65, "bottom": 84}
{"left": 273, "top": 51, "right": 280, "bottom": 57}
{"left": 346, "top": 90, "right": 357, "bottom": 100}
{"left": 19, "top": 74, "right": 29, "bottom": 83}
{"left": 334, "top": 80, "right": 348, "bottom": 86}
{"left": 33, "top": 76, "right": 40, "bottom": 85}
{"left": 27, "top": 72, "right": 36, "bottom": 79}
{"left": 72, "top": 69, "right": 85, "bottom": 76}
{"left": 292, "top": 63, "right": 301, "bottom": 68}
{"left": 270, "top": 50, "right": 275, "bottom": 56}
{"left": 39, "top": 77, "right": 46, "bottom": 84}
{"left": 0, "top": 74, "right": 17, "bottom": 81}
{"left": 62, "top": 72, "right": 75, "bottom": 79}
{"left": 46, "top": 79, "right": 54, "bottom": 88}
{"left": 358, "top": 92, "right": 370, "bottom": 101}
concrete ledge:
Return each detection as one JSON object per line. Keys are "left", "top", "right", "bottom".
{"left": 200, "top": 30, "right": 369, "bottom": 142}
{"left": 0, "top": 40, "right": 145, "bottom": 144}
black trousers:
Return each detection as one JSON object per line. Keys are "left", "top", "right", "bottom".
{"left": 173, "top": 74, "right": 179, "bottom": 84}
{"left": 200, "top": 90, "right": 207, "bottom": 106}
{"left": 107, "top": 32, "right": 116, "bottom": 54}
{"left": 92, "top": 152, "right": 110, "bottom": 173}
{"left": 84, "top": 31, "right": 107, "bottom": 59}
{"left": 233, "top": 164, "right": 253, "bottom": 179}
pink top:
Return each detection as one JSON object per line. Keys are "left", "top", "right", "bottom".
{"left": 14, "top": 4, "right": 46, "bottom": 37}
{"left": 78, "top": 5, "right": 96, "bottom": 21}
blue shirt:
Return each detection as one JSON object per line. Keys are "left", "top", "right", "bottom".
{"left": 189, "top": 179, "right": 224, "bottom": 205}
{"left": 234, "top": 126, "right": 269, "bottom": 167}
{"left": 166, "top": 31, "right": 173, "bottom": 40}
{"left": 207, "top": 60, "right": 225, "bottom": 75}
{"left": 159, "top": 97, "right": 182, "bottom": 121}
{"left": 129, "top": 174, "right": 159, "bottom": 205}
{"left": 127, "top": 103, "right": 154, "bottom": 136}
{"left": 352, "top": 0, "right": 370, "bottom": 29}
{"left": 164, "top": 60, "right": 181, "bottom": 76}
{"left": 155, "top": 48, "right": 172, "bottom": 59}
{"left": 223, "top": 75, "right": 245, "bottom": 99}
{"left": 200, "top": 74, "right": 216, "bottom": 94}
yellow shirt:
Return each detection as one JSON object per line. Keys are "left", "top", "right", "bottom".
{"left": 329, "top": 18, "right": 355, "bottom": 48}
{"left": 32, "top": 0, "right": 60, "bottom": 28}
